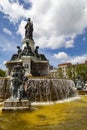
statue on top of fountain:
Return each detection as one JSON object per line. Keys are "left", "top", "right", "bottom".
{"left": 10, "top": 42, "right": 48, "bottom": 61}
{"left": 10, "top": 18, "right": 48, "bottom": 61}
{"left": 10, "top": 42, "right": 34, "bottom": 61}
{"left": 22, "top": 42, "right": 34, "bottom": 56}
{"left": 25, "top": 18, "right": 33, "bottom": 40}
{"left": 34, "top": 46, "right": 48, "bottom": 60}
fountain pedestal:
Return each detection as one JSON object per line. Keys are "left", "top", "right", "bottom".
{"left": 22, "top": 38, "right": 35, "bottom": 53}
{"left": 2, "top": 99, "right": 31, "bottom": 111}
{"left": 22, "top": 56, "right": 32, "bottom": 76}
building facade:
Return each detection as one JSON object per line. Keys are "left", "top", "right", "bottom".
{"left": 58, "top": 61, "right": 87, "bottom": 81}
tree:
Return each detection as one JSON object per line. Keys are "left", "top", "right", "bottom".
{"left": 0, "top": 69, "right": 6, "bottom": 77}
{"left": 57, "top": 67, "right": 63, "bottom": 78}
{"left": 66, "top": 66, "right": 72, "bottom": 79}
{"left": 75, "top": 64, "right": 87, "bottom": 82}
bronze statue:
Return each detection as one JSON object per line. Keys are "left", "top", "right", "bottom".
{"left": 35, "top": 46, "right": 39, "bottom": 58}
{"left": 34, "top": 46, "right": 48, "bottom": 60}
{"left": 10, "top": 54, "right": 18, "bottom": 61}
{"left": 22, "top": 42, "right": 34, "bottom": 56}
{"left": 17, "top": 46, "right": 22, "bottom": 59}
{"left": 25, "top": 18, "right": 33, "bottom": 40}
{"left": 10, "top": 65, "right": 26, "bottom": 100}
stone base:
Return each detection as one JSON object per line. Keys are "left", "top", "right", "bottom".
{"left": 2, "top": 107, "right": 30, "bottom": 111}
{"left": 78, "top": 90, "right": 87, "bottom": 95}
{"left": 2, "top": 99, "right": 31, "bottom": 111}
{"left": 25, "top": 72, "right": 32, "bottom": 77}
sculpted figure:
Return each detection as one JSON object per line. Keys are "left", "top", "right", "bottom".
{"left": 22, "top": 42, "right": 34, "bottom": 56}
{"left": 35, "top": 46, "right": 39, "bottom": 58}
{"left": 10, "top": 46, "right": 22, "bottom": 61}
{"left": 26, "top": 42, "right": 32, "bottom": 55}
{"left": 10, "top": 65, "right": 26, "bottom": 100}
{"left": 17, "top": 46, "right": 22, "bottom": 59}
{"left": 10, "top": 54, "right": 18, "bottom": 61}
{"left": 25, "top": 18, "right": 33, "bottom": 40}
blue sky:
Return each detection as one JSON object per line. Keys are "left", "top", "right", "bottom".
{"left": 0, "top": 0, "right": 87, "bottom": 70}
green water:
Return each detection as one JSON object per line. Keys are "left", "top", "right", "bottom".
{"left": 0, "top": 96, "right": 87, "bottom": 130}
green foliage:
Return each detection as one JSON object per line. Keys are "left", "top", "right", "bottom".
{"left": 66, "top": 66, "right": 72, "bottom": 79}
{"left": 0, "top": 69, "right": 6, "bottom": 77}
{"left": 66, "top": 64, "right": 87, "bottom": 82}
{"left": 57, "top": 67, "right": 63, "bottom": 78}
{"left": 57, "top": 64, "right": 87, "bottom": 82}
{"left": 75, "top": 64, "right": 87, "bottom": 82}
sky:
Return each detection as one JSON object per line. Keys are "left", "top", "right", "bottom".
{"left": 0, "top": 0, "right": 87, "bottom": 70}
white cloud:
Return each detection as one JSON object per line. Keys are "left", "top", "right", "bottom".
{"left": 0, "top": 59, "right": 6, "bottom": 70}
{"left": 1, "top": 0, "right": 87, "bottom": 49}
{"left": 53, "top": 52, "right": 87, "bottom": 66}
{"left": 53, "top": 52, "right": 69, "bottom": 60}
{"left": 65, "top": 40, "right": 74, "bottom": 48}
{"left": 0, "top": 35, "right": 17, "bottom": 52}
{"left": 2, "top": 41, "right": 16, "bottom": 52}
{"left": 3, "top": 28, "right": 12, "bottom": 36}
{"left": 3, "top": 61, "right": 7, "bottom": 65}
{"left": 0, "top": 63, "right": 6, "bottom": 70}
{"left": 0, "top": 0, "right": 30, "bottom": 23}
{"left": 68, "top": 54, "right": 87, "bottom": 64}
{"left": 18, "top": 0, "right": 87, "bottom": 49}
{"left": 17, "top": 20, "right": 26, "bottom": 39}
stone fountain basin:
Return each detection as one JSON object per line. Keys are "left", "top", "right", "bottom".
{"left": 0, "top": 78, "right": 77, "bottom": 102}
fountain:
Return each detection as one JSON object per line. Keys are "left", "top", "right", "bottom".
{"left": 0, "top": 77, "right": 10, "bottom": 100}
{"left": 2, "top": 18, "right": 76, "bottom": 110}
{"left": 26, "top": 78, "right": 76, "bottom": 102}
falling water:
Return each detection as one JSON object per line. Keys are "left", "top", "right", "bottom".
{"left": 0, "top": 78, "right": 76, "bottom": 102}
{"left": 26, "top": 78, "right": 76, "bottom": 102}
{"left": 0, "top": 78, "right": 10, "bottom": 99}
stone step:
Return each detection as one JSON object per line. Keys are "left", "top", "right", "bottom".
{"left": 2, "top": 106, "right": 30, "bottom": 111}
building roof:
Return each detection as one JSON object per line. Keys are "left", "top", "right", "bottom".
{"left": 58, "top": 62, "right": 71, "bottom": 66}
{"left": 58, "top": 60, "right": 87, "bottom": 67}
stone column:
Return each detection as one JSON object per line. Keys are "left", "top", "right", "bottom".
{"left": 5, "top": 68, "right": 9, "bottom": 76}
{"left": 22, "top": 38, "right": 35, "bottom": 53}
{"left": 22, "top": 56, "right": 32, "bottom": 76}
